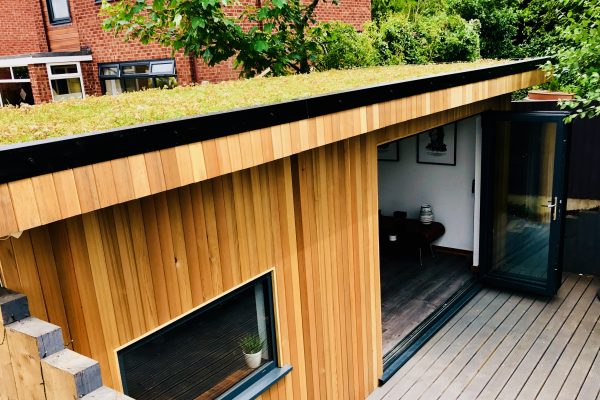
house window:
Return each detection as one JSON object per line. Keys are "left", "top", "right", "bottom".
{"left": 0, "top": 66, "right": 33, "bottom": 106}
{"left": 47, "top": 62, "right": 84, "bottom": 101}
{"left": 99, "top": 59, "right": 177, "bottom": 96}
{"left": 118, "top": 273, "right": 290, "bottom": 399}
{"left": 47, "top": 0, "right": 71, "bottom": 25}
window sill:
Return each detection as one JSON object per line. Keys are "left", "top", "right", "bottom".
{"left": 49, "top": 19, "right": 72, "bottom": 26}
{"left": 217, "top": 362, "right": 292, "bottom": 400}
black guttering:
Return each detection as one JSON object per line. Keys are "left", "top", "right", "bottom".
{"left": 0, "top": 57, "right": 550, "bottom": 184}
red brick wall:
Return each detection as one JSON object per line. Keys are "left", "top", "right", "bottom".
{"left": 28, "top": 64, "right": 52, "bottom": 104}
{"left": 80, "top": 61, "right": 99, "bottom": 96}
{"left": 70, "top": 0, "right": 370, "bottom": 87}
{"left": 316, "top": 0, "right": 372, "bottom": 31}
{"left": 3, "top": 0, "right": 370, "bottom": 102}
{"left": 69, "top": 0, "right": 191, "bottom": 96}
{"left": 0, "top": 0, "right": 49, "bottom": 56}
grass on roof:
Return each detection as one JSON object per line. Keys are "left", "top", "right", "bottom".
{"left": 0, "top": 60, "right": 509, "bottom": 145}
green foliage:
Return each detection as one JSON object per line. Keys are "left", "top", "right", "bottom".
{"left": 369, "top": 14, "right": 424, "bottom": 64}
{"left": 546, "top": 0, "right": 600, "bottom": 121}
{"left": 0, "top": 61, "right": 504, "bottom": 145}
{"left": 369, "top": 13, "right": 480, "bottom": 64}
{"left": 517, "top": 0, "right": 564, "bottom": 57}
{"left": 100, "top": 0, "right": 336, "bottom": 77}
{"left": 239, "top": 334, "right": 265, "bottom": 354}
{"left": 372, "top": 0, "right": 448, "bottom": 21}
{"left": 449, "top": 0, "right": 519, "bottom": 58}
{"left": 424, "top": 14, "right": 480, "bottom": 62}
{"left": 310, "top": 22, "right": 380, "bottom": 71}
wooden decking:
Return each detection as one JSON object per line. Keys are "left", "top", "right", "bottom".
{"left": 370, "top": 273, "right": 600, "bottom": 400}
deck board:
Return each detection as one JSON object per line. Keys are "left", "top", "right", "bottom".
{"left": 370, "top": 273, "right": 600, "bottom": 400}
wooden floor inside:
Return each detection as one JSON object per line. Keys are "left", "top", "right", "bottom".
{"left": 381, "top": 251, "right": 474, "bottom": 355}
{"left": 371, "top": 272, "right": 600, "bottom": 400}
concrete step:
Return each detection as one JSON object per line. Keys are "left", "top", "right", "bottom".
{"left": 42, "top": 349, "right": 103, "bottom": 400}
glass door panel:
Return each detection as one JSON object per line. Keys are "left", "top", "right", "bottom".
{"left": 481, "top": 112, "right": 569, "bottom": 296}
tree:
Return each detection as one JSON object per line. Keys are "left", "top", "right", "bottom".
{"left": 517, "top": 0, "right": 563, "bottom": 57}
{"left": 449, "top": 0, "right": 519, "bottom": 59}
{"left": 546, "top": 0, "right": 600, "bottom": 120}
{"left": 101, "top": 0, "right": 336, "bottom": 77}
{"left": 310, "top": 22, "right": 380, "bottom": 71}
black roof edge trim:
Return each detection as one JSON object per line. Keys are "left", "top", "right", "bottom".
{"left": 0, "top": 57, "right": 550, "bottom": 184}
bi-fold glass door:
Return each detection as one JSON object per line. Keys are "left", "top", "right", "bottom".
{"left": 480, "top": 111, "right": 570, "bottom": 296}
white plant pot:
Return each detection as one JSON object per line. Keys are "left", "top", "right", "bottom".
{"left": 244, "top": 351, "right": 262, "bottom": 369}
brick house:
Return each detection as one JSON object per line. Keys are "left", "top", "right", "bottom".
{"left": 0, "top": 0, "right": 370, "bottom": 106}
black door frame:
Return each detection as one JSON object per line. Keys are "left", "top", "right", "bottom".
{"left": 479, "top": 111, "right": 571, "bottom": 296}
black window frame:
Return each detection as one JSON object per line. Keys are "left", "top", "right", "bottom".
{"left": 98, "top": 59, "right": 177, "bottom": 95}
{"left": 46, "top": 0, "right": 72, "bottom": 25}
{"left": 117, "top": 272, "right": 291, "bottom": 400}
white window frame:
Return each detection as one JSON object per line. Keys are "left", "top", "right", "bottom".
{"left": 46, "top": 61, "right": 85, "bottom": 101}
{"left": 0, "top": 66, "right": 30, "bottom": 84}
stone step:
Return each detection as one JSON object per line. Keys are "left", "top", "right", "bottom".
{"left": 82, "top": 386, "right": 136, "bottom": 399}
{"left": 42, "top": 349, "right": 103, "bottom": 400}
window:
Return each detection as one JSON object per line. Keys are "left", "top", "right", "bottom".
{"left": 118, "top": 274, "right": 289, "bottom": 399}
{"left": 47, "top": 63, "right": 84, "bottom": 101}
{"left": 47, "top": 0, "right": 71, "bottom": 24}
{"left": 0, "top": 68, "right": 11, "bottom": 80}
{"left": 99, "top": 59, "right": 177, "bottom": 96}
{"left": 12, "top": 67, "right": 29, "bottom": 80}
{"left": 0, "top": 66, "right": 30, "bottom": 81}
{"left": 0, "top": 66, "right": 33, "bottom": 107}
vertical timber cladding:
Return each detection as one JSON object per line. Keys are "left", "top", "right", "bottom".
{"left": 0, "top": 160, "right": 305, "bottom": 399}
{"left": 0, "top": 138, "right": 381, "bottom": 400}
{"left": 0, "top": 96, "right": 509, "bottom": 399}
{"left": 292, "top": 134, "right": 382, "bottom": 399}
{"left": 0, "top": 134, "right": 382, "bottom": 399}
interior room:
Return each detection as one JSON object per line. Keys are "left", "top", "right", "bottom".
{"left": 377, "top": 116, "right": 481, "bottom": 359}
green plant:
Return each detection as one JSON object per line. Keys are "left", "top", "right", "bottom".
{"left": 369, "top": 13, "right": 480, "bottom": 65}
{"left": 449, "top": 0, "right": 519, "bottom": 58}
{"left": 371, "top": 0, "right": 448, "bottom": 21}
{"left": 239, "top": 334, "right": 265, "bottom": 354}
{"left": 0, "top": 61, "right": 504, "bottom": 145}
{"left": 517, "top": 0, "right": 564, "bottom": 57}
{"left": 100, "top": 0, "right": 337, "bottom": 78}
{"left": 544, "top": 0, "right": 600, "bottom": 121}
{"left": 310, "top": 22, "right": 380, "bottom": 71}
{"left": 369, "top": 13, "right": 425, "bottom": 64}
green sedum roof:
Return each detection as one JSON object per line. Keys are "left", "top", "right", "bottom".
{"left": 0, "top": 60, "right": 510, "bottom": 146}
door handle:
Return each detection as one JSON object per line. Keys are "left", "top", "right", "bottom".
{"left": 540, "top": 197, "right": 558, "bottom": 220}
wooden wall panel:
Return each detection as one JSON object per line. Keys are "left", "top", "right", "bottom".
{"left": 0, "top": 96, "right": 511, "bottom": 399}
{"left": 0, "top": 70, "right": 545, "bottom": 238}
{"left": 289, "top": 133, "right": 382, "bottom": 399}
{"left": 47, "top": 26, "right": 80, "bottom": 52}
{"left": 0, "top": 159, "right": 305, "bottom": 399}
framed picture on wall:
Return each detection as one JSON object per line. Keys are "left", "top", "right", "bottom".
{"left": 417, "top": 123, "right": 457, "bottom": 165}
{"left": 378, "top": 141, "right": 399, "bottom": 161}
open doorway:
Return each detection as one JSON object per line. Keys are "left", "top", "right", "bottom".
{"left": 377, "top": 116, "right": 482, "bottom": 378}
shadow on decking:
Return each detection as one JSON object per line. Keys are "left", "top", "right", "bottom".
{"left": 370, "top": 272, "right": 600, "bottom": 400}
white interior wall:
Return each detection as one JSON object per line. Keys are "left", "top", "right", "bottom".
{"left": 378, "top": 117, "right": 479, "bottom": 251}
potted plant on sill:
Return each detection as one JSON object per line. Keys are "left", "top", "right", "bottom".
{"left": 239, "top": 334, "right": 265, "bottom": 369}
